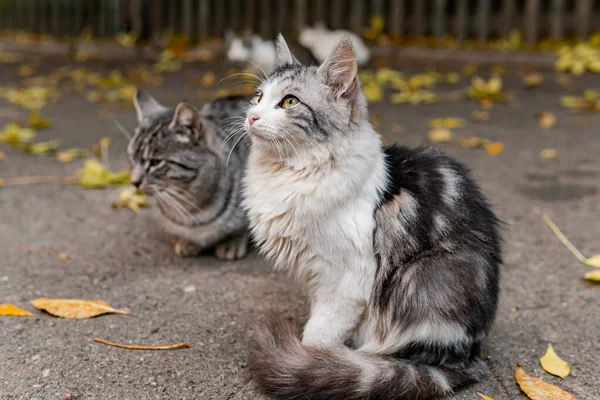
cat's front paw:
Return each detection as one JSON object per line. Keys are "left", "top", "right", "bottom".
{"left": 174, "top": 239, "right": 203, "bottom": 257}
{"left": 215, "top": 234, "right": 248, "bottom": 261}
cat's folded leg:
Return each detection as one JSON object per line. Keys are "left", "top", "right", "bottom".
{"left": 302, "top": 288, "right": 365, "bottom": 347}
{"left": 215, "top": 232, "right": 248, "bottom": 261}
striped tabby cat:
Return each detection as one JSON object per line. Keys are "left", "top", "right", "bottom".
{"left": 128, "top": 90, "right": 250, "bottom": 260}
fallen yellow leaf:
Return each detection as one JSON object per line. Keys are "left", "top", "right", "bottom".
{"left": 584, "top": 269, "right": 600, "bottom": 281}
{"left": 485, "top": 141, "right": 504, "bottom": 155}
{"left": 477, "top": 393, "right": 495, "bottom": 400}
{"left": 58, "top": 252, "right": 70, "bottom": 260}
{"left": 462, "top": 64, "right": 478, "bottom": 76}
{"left": 28, "top": 109, "right": 53, "bottom": 129}
{"left": 112, "top": 187, "right": 149, "bottom": 213}
{"left": 363, "top": 82, "right": 383, "bottom": 103}
{"left": 542, "top": 214, "right": 600, "bottom": 268}
{"left": 18, "top": 65, "right": 34, "bottom": 77}
{"left": 523, "top": 73, "right": 543, "bottom": 88}
{"left": 459, "top": 136, "right": 489, "bottom": 149}
{"left": 22, "top": 140, "right": 60, "bottom": 155}
{"left": 538, "top": 112, "right": 556, "bottom": 129}
{"left": 540, "top": 149, "right": 558, "bottom": 159}
{"left": 472, "top": 110, "right": 490, "bottom": 122}
{"left": 201, "top": 72, "right": 216, "bottom": 87}
{"left": 94, "top": 337, "right": 190, "bottom": 350}
{"left": 56, "top": 148, "right": 89, "bottom": 163}
{"left": 583, "top": 254, "right": 600, "bottom": 268}
{"left": 68, "top": 159, "right": 130, "bottom": 188}
{"left": 0, "top": 304, "right": 33, "bottom": 316}
{"left": 429, "top": 118, "right": 465, "bottom": 129}
{"left": 540, "top": 345, "right": 570, "bottom": 378}
{"left": 428, "top": 128, "right": 453, "bottom": 143}
{"left": 514, "top": 364, "right": 575, "bottom": 400}
{"left": 116, "top": 31, "right": 139, "bottom": 47}
{"left": 30, "top": 298, "right": 130, "bottom": 319}
{"left": 0, "top": 123, "right": 36, "bottom": 147}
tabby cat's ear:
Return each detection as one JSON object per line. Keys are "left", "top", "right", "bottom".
{"left": 275, "top": 33, "right": 299, "bottom": 69}
{"left": 170, "top": 102, "right": 202, "bottom": 138}
{"left": 318, "top": 36, "right": 358, "bottom": 99}
{"left": 133, "top": 90, "right": 169, "bottom": 123}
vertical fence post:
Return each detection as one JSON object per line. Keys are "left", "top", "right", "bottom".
{"left": 197, "top": 0, "right": 210, "bottom": 39}
{"left": 549, "top": 0, "right": 565, "bottom": 40}
{"left": 314, "top": 0, "right": 326, "bottom": 25}
{"left": 229, "top": 0, "right": 241, "bottom": 33}
{"left": 501, "top": 0, "right": 516, "bottom": 38}
{"left": 413, "top": 0, "right": 425, "bottom": 37}
{"left": 330, "top": 0, "right": 343, "bottom": 29}
{"left": 51, "top": 0, "right": 60, "bottom": 36}
{"left": 433, "top": 0, "right": 447, "bottom": 38}
{"left": 351, "top": 0, "right": 364, "bottom": 34}
{"left": 152, "top": 0, "right": 162, "bottom": 44}
{"left": 389, "top": 0, "right": 404, "bottom": 38}
{"left": 182, "top": 0, "right": 192, "bottom": 39}
{"left": 454, "top": 0, "right": 468, "bottom": 44}
{"left": 295, "top": 0, "right": 307, "bottom": 32}
{"left": 575, "top": 0, "right": 592, "bottom": 40}
{"left": 524, "top": 0, "right": 540, "bottom": 44}
{"left": 476, "top": 0, "right": 491, "bottom": 43}
{"left": 244, "top": 0, "right": 256, "bottom": 33}
{"left": 259, "top": 0, "right": 269, "bottom": 36}
{"left": 276, "top": 0, "right": 289, "bottom": 35}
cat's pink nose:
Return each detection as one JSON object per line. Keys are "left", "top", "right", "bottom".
{"left": 248, "top": 115, "right": 260, "bottom": 126}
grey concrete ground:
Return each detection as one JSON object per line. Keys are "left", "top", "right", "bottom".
{"left": 0, "top": 56, "right": 599, "bottom": 400}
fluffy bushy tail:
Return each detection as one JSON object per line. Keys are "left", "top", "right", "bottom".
{"left": 248, "top": 316, "right": 489, "bottom": 400}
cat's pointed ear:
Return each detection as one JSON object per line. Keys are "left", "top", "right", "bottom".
{"left": 170, "top": 102, "right": 202, "bottom": 138}
{"left": 318, "top": 36, "right": 358, "bottom": 99}
{"left": 133, "top": 90, "right": 169, "bottom": 123}
{"left": 275, "top": 33, "right": 299, "bottom": 68}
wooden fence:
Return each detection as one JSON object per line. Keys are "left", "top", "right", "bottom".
{"left": 0, "top": 1, "right": 598, "bottom": 44}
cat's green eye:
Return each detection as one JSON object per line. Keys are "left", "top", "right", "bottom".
{"left": 255, "top": 90, "right": 263, "bottom": 103}
{"left": 149, "top": 159, "right": 161, "bottom": 167}
{"left": 282, "top": 95, "right": 299, "bottom": 109}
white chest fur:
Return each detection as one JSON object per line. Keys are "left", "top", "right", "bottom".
{"left": 243, "top": 132, "right": 387, "bottom": 300}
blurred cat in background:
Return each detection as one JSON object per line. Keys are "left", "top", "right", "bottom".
{"left": 128, "top": 90, "right": 250, "bottom": 260}
{"left": 226, "top": 31, "right": 278, "bottom": 75}
{"left": 299, "top": 22, "right": 370, "bottom": 66}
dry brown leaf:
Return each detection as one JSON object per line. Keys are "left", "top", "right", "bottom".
{"left": 428, "top": 128, "right": 453, "bottom": 143}
{"left": 477, "top": 393, "right": 495, "bottom": 400}
{"left": 94, "top": 337, "right": 190, "bottom": 350}
{"left": 514, "top": 364, "right": 575, "bottom": 400}
{"left": 539, "top": 112, "right": 556, "bottom": 129}
{"left": 584, "top": 269, "right": 600, "bottom": 282}
{"left": 0, "top": 304, "right": 33, "bottom": 316}
{"left": 540, "top": 345, "right": 570, "bottom": 378}
{"left": 58, "top": 252, "right": 70, "bottom": 260}
{"left": 485, "top": 142, "right": 504, "bottom": 155}
{"left": 30, "top": 298, "right": 130, "bottom": 319}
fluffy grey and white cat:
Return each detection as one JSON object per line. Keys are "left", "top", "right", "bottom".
{"left": 128, "top": 91, "right": 250, "bottom": 260}
{"left": 242, "top": 35, "right": 501, "bottom": 399}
